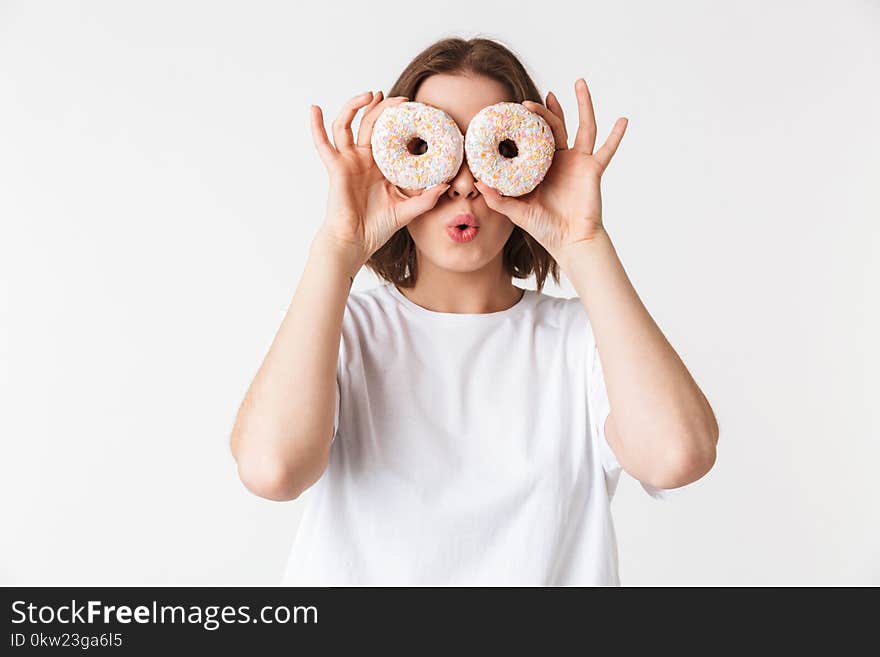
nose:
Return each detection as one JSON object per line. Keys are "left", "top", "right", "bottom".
{"left": 445, "top": 160, "right": 480, "bottom": 200}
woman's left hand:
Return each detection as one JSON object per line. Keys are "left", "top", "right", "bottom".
{"left": 474, "top": 78, "right": 627, "bottom": 263}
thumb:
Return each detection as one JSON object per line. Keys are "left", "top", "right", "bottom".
{"left": 474, "top": 180, "right": 530, "bottom": 227}
{"left": 393, "top": 183, "right": 450, "bottom": 226}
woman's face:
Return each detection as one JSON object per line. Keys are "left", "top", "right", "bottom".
{"left": 402, "top": 73, "right": 513, "bottom": 275}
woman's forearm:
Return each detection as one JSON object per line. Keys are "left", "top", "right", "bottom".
{"left": 558, "top": 227, "right": 718, "bottom": 485}
{"left": 230, "top": 232, "right": 356, "bottom": 501}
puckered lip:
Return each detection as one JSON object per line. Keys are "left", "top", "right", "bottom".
{"left": 447, "top": 213, "right": 480, "bottom": 228}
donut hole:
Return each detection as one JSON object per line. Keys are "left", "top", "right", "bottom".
{"left": 406, "top": 136, "right": 429, "bottom": 156}
{"left": 498, "top": 139, "right": 519, "bottom": 159}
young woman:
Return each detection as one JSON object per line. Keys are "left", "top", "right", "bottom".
{"left": 230, "top": 38, "right": 719, "bottom": 586}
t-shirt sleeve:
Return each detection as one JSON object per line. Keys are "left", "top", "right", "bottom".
{"left": 330, "top": 310, "right": 350, "bottom": 445}
{"left": 578, "top": 298, "right": 688, "bottom": 501}
{"left": 331, "top": 374, "right": 341, "bottom": 444}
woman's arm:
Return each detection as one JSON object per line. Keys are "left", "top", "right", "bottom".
{"left": 558, "top": 228, "right": 718, "bottom": 489}
{"left": 230, "top": 233, "right": 354, "bottom": 502}
{"left": 473, "top": 78, "right": 718, "bottom": 489}
{"left": 230, "top": 90, "right": 448, "bottom": 501}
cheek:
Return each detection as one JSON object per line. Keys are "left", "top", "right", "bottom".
{"left": 476, "top": 198, "right": 511, "bottom": 223}
{"left": 487, "top": 222, "right": 517, "bottom": 249}
{"left": 479, "top": 206, "right": 516, "bottom": 239}
{"left": 404, "top": 213, "right": 431, "bottom": 246}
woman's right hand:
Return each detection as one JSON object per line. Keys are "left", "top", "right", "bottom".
{"left": 309, "top": 91, "right": 450, "bottom": 276}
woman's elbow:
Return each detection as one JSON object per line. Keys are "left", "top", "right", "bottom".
{"left": 663, "top": 427, "right": 719, "bottom": 488}
{"left": 235, "top": 455, "right": 301, "bottom": 501}
{"left": 231, "top": 438, "right": 329, "bottom": 502}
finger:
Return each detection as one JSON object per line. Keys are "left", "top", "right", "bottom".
{"left": 310, "top": 104, "right": 338, "bottom": 168}
{"left": 521, "top": 100, "right": 566, "bottom": 151}
{"left": 332, "top": 91, "right": 374, "bottom": 151}
{"left": 351, "top": 90, "right": 384, "bottom": 147}
{"left": 572, "top": 78, "right": 598, "bottom": 155}
{"left": 356, "top": 94, "right": 409, "bottom": 148}
{"left": 393, "top": 183, "right": 450, "bottom": 226}
{"left": 545, "top": 91, "right": 569, "bottom": 146}
{"left": 473, "top": 180, "right": 530, "bottom": 228}
{"left": 593, "top": 117, "right": 628, "bottom": 172}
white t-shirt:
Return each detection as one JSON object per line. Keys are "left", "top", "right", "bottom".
{"left": 281, "top": 282, "right": 684, "bottom": 586}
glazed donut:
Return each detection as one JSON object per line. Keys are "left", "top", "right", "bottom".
{"left": 464, "top": 102, "right": 555, "bottom": 197}
{"left": 370, "top": 101, "right": 464, "bottom": 190}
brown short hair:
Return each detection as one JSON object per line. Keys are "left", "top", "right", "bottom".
{"left": 365, "top": 37, "right": 560, "bottom": 293}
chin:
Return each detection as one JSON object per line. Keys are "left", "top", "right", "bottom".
{"left": 438, "top": 261, "right": 487, "bottom": 273}
{"left": 421, "top": 246, "right": 496, "bottom": 273}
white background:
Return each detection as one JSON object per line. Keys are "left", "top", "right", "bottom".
{"left": 1, "top": 0, "right": 877, "bottom": 585}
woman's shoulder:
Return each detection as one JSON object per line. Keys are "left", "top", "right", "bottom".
{"left": 343, "top": 282, "right": 396, "bottom": 315}
{"left": 529, "top": 290, "right": 590, "bottom": 320}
